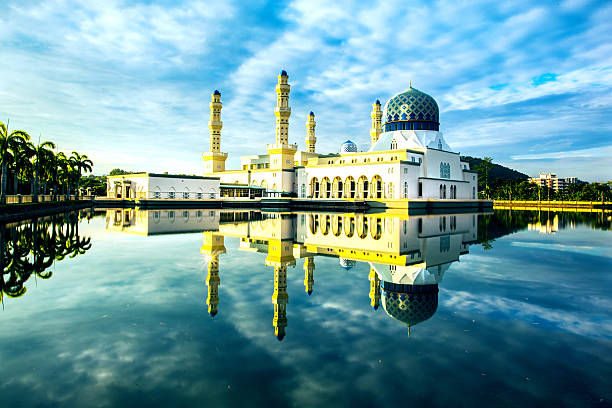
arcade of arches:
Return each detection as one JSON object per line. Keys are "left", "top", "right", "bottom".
{"left": 308, "top": 175, "right": 389, "bottom": 199}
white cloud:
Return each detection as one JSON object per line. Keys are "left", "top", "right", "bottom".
{"left": 511, "top": 145, "right": 612, "bottom": 160}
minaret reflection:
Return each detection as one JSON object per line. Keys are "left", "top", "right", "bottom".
{"left": 106, "top": 209, "right": 482, "bottom": 339}
{"left": 265, "top": 238, "right": 295, "bottom": 341}
{"left": 201, "top": 232, "right": 226, "bottom": 317}
{"left": 368, "top": 267, "right": 381, "bottom": 310}
{"left": 304, "top": 256, "right": 315, "bottom": 295}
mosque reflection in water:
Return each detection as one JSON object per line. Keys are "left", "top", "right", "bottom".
{"left": 107, "top": 208, "right": 479, "bottom": 340}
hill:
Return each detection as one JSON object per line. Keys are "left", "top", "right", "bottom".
{"left": 461, "top": 156, "right": 528, "bottom": 181}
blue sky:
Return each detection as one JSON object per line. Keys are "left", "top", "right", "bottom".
{"left": 0, "top": 0, "right": 610, "bottom": 181}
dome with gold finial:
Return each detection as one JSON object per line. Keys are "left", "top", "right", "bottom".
{"left": 381, "top": 282, "right": 438, "bottom": 330}
{"left": 382, "top": 86, "right": 439, "bottom": 132}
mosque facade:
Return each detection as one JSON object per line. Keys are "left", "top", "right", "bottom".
{"left": 203, "top": 70, "right": 479, "bottom": 201}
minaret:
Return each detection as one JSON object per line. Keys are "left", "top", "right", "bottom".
{"left": 305, "top": 112, "right": 316, "bottom": 153}
{"left": 202, "top": 90, "right": 228, "bottom": 174}
{"left": 368, "top": 266, "right": 381, "bottom": 310}
{"left": 304, "top": 256, "right": 315, "bottom": 295}
{"left": 265, "top": 236, "right": 295, "bottom": 341}
{"left": 370, "top": 100, "right": 382, "bottom": 146}
{"left": 275, "top": 70, "right": 291, "bottom": 144}
{"left": 268, "top": 70, "right": 297, "bottom": 173}
{"left": 209, "top": 90, "right": 222, "bottom": 152}
{"left": 272, "top": 265, "right": 288, "bottom": 341}
{"left": 206, "top": 254, "right": 220, "bottom": 316}
{"left": 201, "top": 233, "right": 226, "bottom": 316}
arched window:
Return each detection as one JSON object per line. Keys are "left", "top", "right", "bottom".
{"left": 344, "top": 216, "right": 355, "bottom": 237}
{"left": 301, "top": 184, "right": 306, "bottom": 198}
{"left": 345, "top": 176, "right": 356, "bottom": 198}
{"left": 391, "top": 139, "right": 397, "bottom": 149}
{"left": 371, "top": 175, "right": 383, "bottom": 199}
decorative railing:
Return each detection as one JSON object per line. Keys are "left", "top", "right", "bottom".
{"left": 4, "top": 194, "right": 95, "bottom": 204}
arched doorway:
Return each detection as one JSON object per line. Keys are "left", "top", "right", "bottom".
{"left": 332, "top": 176, "right": 343, "bottom": 199}
{"left": 371, "top": 175, "right": 383, "bottom": 198}
{"left": 357, "top": 176, "right": 368, "bottom": 199}
{"left": 310, "top": 177, "right": 319, "bottom": 198}
{"left": 321, "top": 177, "right": 331, "bottom": 199}
{"left": 344, "top": 176, "right": 356, "bottom": 198}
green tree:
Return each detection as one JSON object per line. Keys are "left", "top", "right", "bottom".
{"left": 32, "top": 141, "right": 56, "bottom": 201}
{"left": 475, "top": 156, "right": 493, "bottom": 199}
{"left": 70, "top": 152, "right": 93, "bottom": 199}
{"left": 0, "top": 121, "right": 30, "bottom": 203}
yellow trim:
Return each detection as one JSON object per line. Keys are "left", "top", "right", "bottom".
{"left": 305, "top": 245, "right": 406, "bottom": 265}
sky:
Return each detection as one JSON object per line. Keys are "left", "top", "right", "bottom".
{"left": 0, "top": 0, "right": 611, "bottom": 181}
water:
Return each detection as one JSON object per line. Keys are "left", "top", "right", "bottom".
{"left": 1, "top": 209, "right": 610, "bottom": 407}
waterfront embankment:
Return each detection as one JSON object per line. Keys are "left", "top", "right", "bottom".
{"left": 0, "top": 200, "right": 95, "bottom": 222}
{"left": 494, "top": 200, "right": 611, "bottom": 211}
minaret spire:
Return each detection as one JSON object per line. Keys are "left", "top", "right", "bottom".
{"left": 209, "top": 90, "right": 222, "bottom": 152}
{"left": 203, "top": 90, "right": 228, "bottom": 174}
{"left": 272, "top": 265, "right": 289, "bottom": 341}
{"left": 304, "top": 256, "right": 315, "bottom": 294}
{"left": 201, "top": 233, "right": 226, "bottom": 316}
{"left": 368, "top": 266, "right": 381, "bottom": 310}
{"left": 305, "top": 112, "right": 316, "bottom": 153}
{"left": 370, "top": 100, "right": 382, "bottom": 146}
{"left": 275, "top": 70, "right": 291, "bottom": 145}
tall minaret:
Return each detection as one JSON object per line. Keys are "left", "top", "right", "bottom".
{"left": 275, "top": 70, "right": 291, "bottom": 144}
{"left": 370, "top": 100, "right": 382, "bottom": 146}
{"left": 209, "top": 90, "right": 222, "bottom": 152}
{"left": 203, "top": 90, "right": 228, "bottom": 174}
{"left": 272, "top": 265, "right": 289, "bottom": 341}
{"left": 305, "top": 112, "right": 316, "bottom": 153}
{"left": 268, "top": 70, "right": 297, "bottom": 173}
{"left": 304, "top": 256, "right": 315, "bottom": 295}
{"left": 368, "top": 266, "right": 381, "bottom": 310}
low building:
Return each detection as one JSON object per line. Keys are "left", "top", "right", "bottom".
{"left": 106, "top": 173, "right": 220, "bottom": 199}
{"left": 529, "top": 173, "right": 578, "bottom": 191}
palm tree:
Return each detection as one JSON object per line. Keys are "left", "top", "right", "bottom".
{"left": 0, "top": 121, "right": 30, "bottom": 203}
{"left": 55, "top": 152, "right": 71, "bottom": 199}
{"left": 31, "top": 141, "right": 56, "bottom": 202}
{"left": 70, "top": 151, "right": 93, "bottom": 199}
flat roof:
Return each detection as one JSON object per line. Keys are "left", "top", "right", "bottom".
{"left": 108, "top": 173, "right": 220, "bottom": 181}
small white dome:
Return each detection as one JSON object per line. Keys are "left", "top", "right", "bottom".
{"left": 339, "top": 258, "right": 356, "bottom": 270}
{"left": 340, "top": 140, "right": 358, "bottom": 153}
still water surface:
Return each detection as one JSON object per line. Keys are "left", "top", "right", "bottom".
{"left": 0, "top": 209, "right": 610, "bottom": 407}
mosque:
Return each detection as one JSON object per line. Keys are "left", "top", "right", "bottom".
{"left": 203, "top": 70, "right": 479, "bottom": 201}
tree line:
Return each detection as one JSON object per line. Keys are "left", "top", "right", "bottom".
{"left": 0, "top": 121, "right": 93, "bottom": 203}
{"left": 474, "top": 157, "right": 611, "bottom": 202}
{"left": 0, "top": 211, "right": 92, "bottom": 303}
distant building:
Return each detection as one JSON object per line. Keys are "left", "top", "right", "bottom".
{"left": 529, "top": 173, "right": 577, "bottom": 191}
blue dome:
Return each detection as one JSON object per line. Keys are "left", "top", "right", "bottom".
{"left": 340, "top": 140, "right": 358, "bottom": 153}
{"left": 339, "top": 258, "right": 356, "bottom": 270}
{"left": 213, "top": 90, "right": 220, "bottom": 96}
{"left": 280, "top": 70, "right": 288, "bottom": 76}
{"left": 381, "top": 282, "right": 438, "bottom": 328}
{"left": 383, "top": 87, "right": 439, "bottom": 132}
